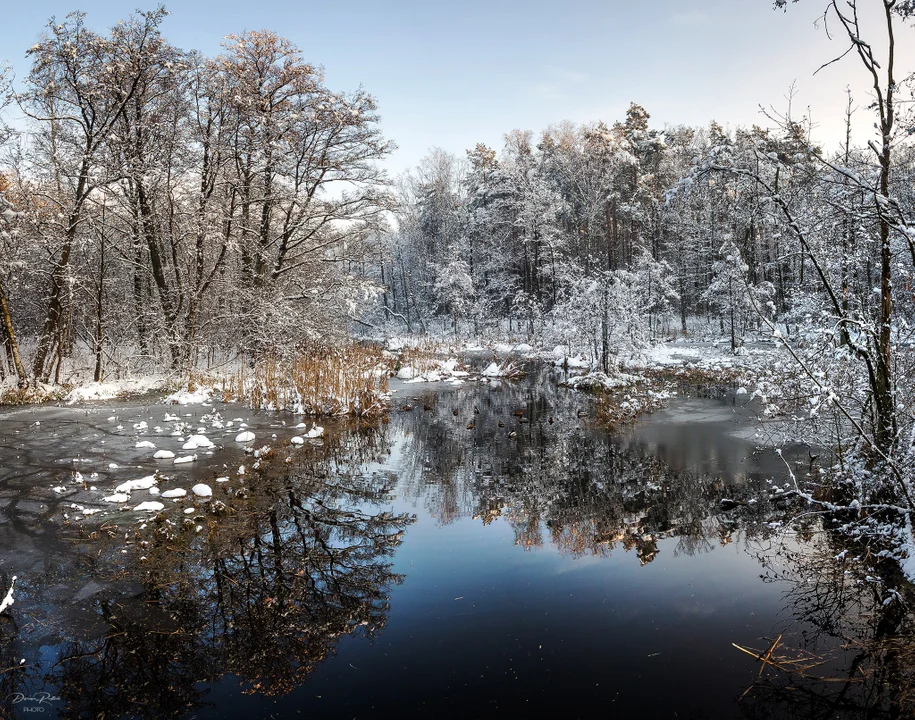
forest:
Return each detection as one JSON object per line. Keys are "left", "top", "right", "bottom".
{"left": 0, "top": 4, "right": 914, "bottom": 544}
{"left": 4, "top": 4, "right": 915, "bottom": 715}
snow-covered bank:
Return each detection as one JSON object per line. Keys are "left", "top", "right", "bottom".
{"left": 380, "top": 334, "right": 774, "bottom": 428}
{"left": 560, "top": 371, "right": 643, "bottom": 392}
{"left": 64, "top": 377, "right": 172, "bottom": 403}
{"left": 4, "top": 346, "right": 392, "bottom": 418}
{"left": 1, "top": 374, "right": 177, "bottom": 407}
{"left": 0, "top": 381, "right": 69, "bottom": 406}
{"left": 3, "top": 336, "right": 776, "bottom": 420}
{"left": 384, "top": 333, "right": 779, "bottom": 377}
{"left": 395, "top": 357, "right": 470, "bottom": 384}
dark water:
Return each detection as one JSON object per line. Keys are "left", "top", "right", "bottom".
{"left": 0, "top": 368, "right": 906, "bottom": 718}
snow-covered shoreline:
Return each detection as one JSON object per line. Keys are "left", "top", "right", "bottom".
{"left": 1, "top": 336, "right": 779, "bottom": 409}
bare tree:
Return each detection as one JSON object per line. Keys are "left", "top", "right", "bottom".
{"left": 776, "top": 0, "right": 914, "bottom": 454}
{"left": 19, "top": 10, "right": 162, "bottom": 381}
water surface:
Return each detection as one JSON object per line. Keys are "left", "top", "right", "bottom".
{"left": 0, "top": 368, "right": 899, "bottom": 718}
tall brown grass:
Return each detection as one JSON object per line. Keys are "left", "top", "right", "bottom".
{"left": 0, "top": 383, "right": 68, "bottom": 406}
{"left": 395, "top": 343, "right": 446, "bottom": 376}
{"left": 594, "top": 378, "right": 673, "bottom": 429}
{"left": 220, "top": 345, "right": 390, "bottom": 417}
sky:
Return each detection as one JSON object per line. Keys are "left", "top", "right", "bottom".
{"left": 1, "top": 0, "right": 913, "bottom": 176}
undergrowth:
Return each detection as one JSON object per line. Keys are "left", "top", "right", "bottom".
{"left": 218, "top": 345, "right": 390, "bottom": 417}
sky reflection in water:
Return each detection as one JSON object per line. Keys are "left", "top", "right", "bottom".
{"left": 0, "top": 371, "right": 890, "bottom": 718}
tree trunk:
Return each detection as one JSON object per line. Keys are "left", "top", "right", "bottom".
{"left": 93, "top": 235, "right": 106, "bottom": 383}
{"left": 0, "top": 277, "right": 27, "bottom": 385}
{"left": 729, "top": 277, "right": 736, "bottom": 352}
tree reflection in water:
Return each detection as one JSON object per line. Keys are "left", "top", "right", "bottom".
{"left": 0, "top": 423, "right": 413, "bottom": 718}
{"left": 396, "top": 370, "right": 915, "bottom": 717}
{"left": 737, "top": 538, "right": 915, "bottom": 719}
{"left": 2, "top": 370, "right": 915, "bottom": 717}
{"left": 398, "top": 370, "right": 758, "bottom": 564}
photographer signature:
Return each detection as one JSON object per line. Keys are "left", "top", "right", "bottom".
{"left": 7, "top": 692, "right": 62, "bottom": 705}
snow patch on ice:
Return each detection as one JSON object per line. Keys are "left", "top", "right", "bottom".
{"left": 0, "top": 577, "right": 16, "bottom": 615}
{"left": 116, "top": 475, "right": 158, "bottom": 493}
{"left": 134, "top": 501, "right": 164, "bottom": 512}
{"left": 182, "top": 434, "right": 215, "bottom": 450}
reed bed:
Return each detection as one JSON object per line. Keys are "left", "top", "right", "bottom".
{"left": 595, "top": 381, "right": 673, "bottom": 429}
{"left": 489, "top": 360, "right": 527, "bottom": 380}
{"left": 0, "top": 382, "right": 68, "bottom": 406}
{"left": 219, "top": 345, "right": 390, "bottom": 417}
{"left": 394, "top": 344, "right": 446, "bottom": 376}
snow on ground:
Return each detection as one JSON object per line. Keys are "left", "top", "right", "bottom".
{"left": 554, "top": 355, "right": 591, "bottom": 369}
{"left": 395, "top": 365, "right": 420, "bottom": 380}
{"left": 561, "top": 372, "right": 643, "bottom": 392}
{"left": 625, "top": 340, "right": 779, "bottom": 375}
{"left": 164, "top": 387, "right": 214, "bottom": 405}
{"left": 636, "top": 344, "right": 705, "bottom": 367}
{"left": 493, "top": 342, "right": 535, "bottom": 355}
{"left": 481, "top": 362, "right": 502, "bottom": 377}
{"left": 901, "top": 518, "right": 915, "bottom": 585}
{"left": 64, "top": 376, "right": 169, "bottom": 404}
{"left": 480, "top": 361, "right": 523, "bottom": 378}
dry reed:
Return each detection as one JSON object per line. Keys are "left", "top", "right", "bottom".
{"left": 219, "top": 345, "right": 390, "bottom": 417}
{"left": 593, "top": 377, "right": 674, "bottom": 429}
{"left": 395, "top": 344, "right": 445, "bottom": 376}
{"left": 0, "top": 383, "right": 68, "bottom": 406}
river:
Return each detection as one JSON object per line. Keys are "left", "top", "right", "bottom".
{"left": 0, "top": 364, "right": 905, "bottom": 718}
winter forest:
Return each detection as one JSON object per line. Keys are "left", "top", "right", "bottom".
{"left": 5, "top": 1, "right": 915, "bottom": 714}
{"left": 2, "top": 5, "right": 915, "bottom": 535}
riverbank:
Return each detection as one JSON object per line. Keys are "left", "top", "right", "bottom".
{"left": 0, "top": 337, "right": 780, "bottom": 409}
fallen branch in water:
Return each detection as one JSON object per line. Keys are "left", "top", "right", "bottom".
{"left": 733, "top": 638, "right": 862, "bottom": 684}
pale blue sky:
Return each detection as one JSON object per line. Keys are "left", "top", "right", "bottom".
{"left": 2, "top": 0, "right": 911, "bottom": 175}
